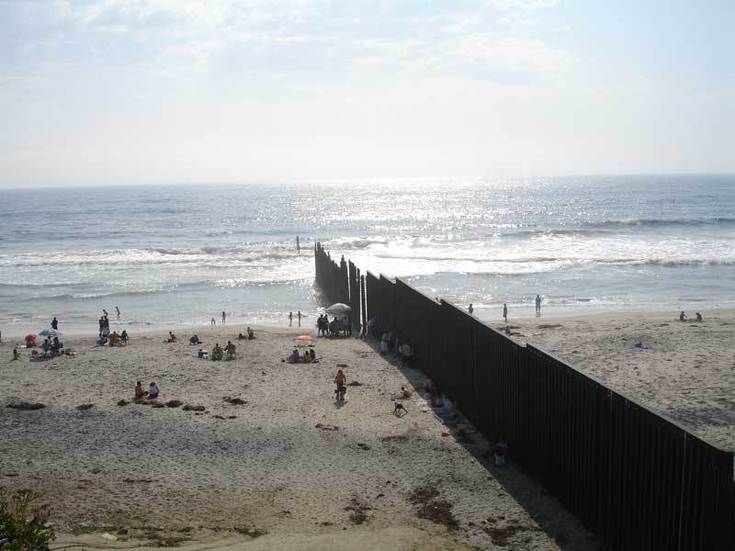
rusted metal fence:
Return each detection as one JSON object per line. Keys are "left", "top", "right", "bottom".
{"left": 314, "top": 242, "right": 735, "bottom": 550}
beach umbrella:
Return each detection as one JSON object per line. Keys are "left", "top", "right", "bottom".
{"left": 25, "top": 334, "right": 37, "bottom": 342}
{"left": 294, "top": 335, "right": 313, "bottom": 342}
{"left": 325, "top": 303, "right": 352, "bottom": 315}
{"left": 39, "top": 328, "right": 61, "bottom": 337}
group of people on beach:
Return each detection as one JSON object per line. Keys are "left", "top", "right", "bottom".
{"left": 680, "top": 311, "right": 704, "bottom": 322}
{"left": 317, "top": 314, "right": 350, "bottom": 337}
{"left": 468, "top": 295, "right": 543, "bottom": 322}
{"left": 379, "top": 330, "right": 413, "bottom": 367}
{"left": 288, "top": 348, "right": 317, "bottom": 363}
{"left": 134, "top": 381, "right": 159, "bottom": 400}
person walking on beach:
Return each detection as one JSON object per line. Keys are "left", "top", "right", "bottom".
{"left": 297, "top": 310, "right": 302, "bottom": 328}
{"left": 535, "top": 294, "right": 542, "bottom": 316}
{"left": 51, "top": 317, "right": 58, "bottom": 330}
{"left": 115, "top": 306, "right": 120, "bottom": 319}
{"left": 296, "top": 236, "right": 300, "bottom": 254}
{"left": 102, "top": 309, "right": 108, "bottom": 318}
{"left": 222, "top": 311, "right": 226, "bottom": 324}
{"left": 288, "top": 312, "right": 293, "bottom": 327}
{"left": 468, "top": 304, "right": 474, "bottom": 315}
{"left": 503, "top": 303, "right": 508, "bottom": 323}
{"left": 211, "top": 317, "right": 216, "bottom": 326}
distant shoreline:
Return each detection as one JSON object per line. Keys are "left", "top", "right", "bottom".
{"left": 1, "top": 304, "right": 730, "bottom": 339}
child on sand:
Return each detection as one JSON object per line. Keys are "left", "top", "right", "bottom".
{"left": 148, "top": 382, "right": 159, "bottom": 400}
{"left": 135, "top": 381, "right": 145, "bottom": 400}
{"left": 166, "top": 331, "right": 177, "bottom": 343}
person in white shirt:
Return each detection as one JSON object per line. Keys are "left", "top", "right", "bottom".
{"left": 148, "top": 382, "right": 159, "bottom": 400}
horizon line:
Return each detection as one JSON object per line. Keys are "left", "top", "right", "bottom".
{"left": 0, "top": 171, "right": 733, "bottom": 191}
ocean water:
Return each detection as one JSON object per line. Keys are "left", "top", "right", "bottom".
{"left": 0, "top": 175, "right": 733, "bottom": 335}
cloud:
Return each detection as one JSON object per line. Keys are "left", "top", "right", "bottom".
{"left": 1, "top": 0, "right": 569, "bottom": 84}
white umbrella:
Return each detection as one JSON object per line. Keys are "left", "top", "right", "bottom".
{"left": 39, "top": 328, "right": 61, "bottom": 337}
{"left": 325, "top": 303, "right": 352, "bottom": 315}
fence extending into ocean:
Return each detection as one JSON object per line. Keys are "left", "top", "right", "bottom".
{"left": 314, "top": 242, "right": 734, "bottom": 550}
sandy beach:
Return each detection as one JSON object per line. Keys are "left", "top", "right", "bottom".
{"left": 1, "top": 324, "right": 598, "bottom": 550}
{"left": 2, "top": 308, "right": 733, "bottom": 549}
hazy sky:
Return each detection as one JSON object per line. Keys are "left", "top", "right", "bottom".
{"left": 1, "top": 0, "right": 733, "bottom": 187}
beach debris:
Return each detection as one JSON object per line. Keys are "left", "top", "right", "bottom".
{"left": 315, "top": 423, "right": 339, "bottom": 431}
{"left": 101, "top": 532, "right": 117, "bottom": 541}
{"left": 482, "top": 516, "right": 536, "bottom": 546}
{"left": 117, "top": 399, "right": 129, "bottom": 406}
{"left": 344, "top": 497, "right": 371, "bottom": 525}
{"left": 233, "top": 526, "right": 266, "bottom": 539}
{"left": 357, "top": 443, "right": 371, "bottom": 450}
{"left": 123, "top": 478, "right": 154, "bottom": 483}
{"left": 165, "top": 400, "right": 183, "bottom": 408}
{"left": 337, "top": 363, "right": 349, "bottom": 368}
{"left": 151, "top": 402, "right": 165, "bottom": 408}
{"left": 76, "top": 403, "right": 94, "bottom": 411}
{"left": 346, "top": 381, "right": 363, "bottom": 386}
{"left": 380, "top": 434, "right": 409, "bottom": 443}
{"left": 409, "top": 484, "right": 458, "bottom": 530}
{"left": 223, "top": 396, "right": 246, "bottom": 405}
{"left": 182, "top": 404, "right": 205, "bottom": 412}
{"left": 7, "top": 401, "right": 45, "bottom": 410}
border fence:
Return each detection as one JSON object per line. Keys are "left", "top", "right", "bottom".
{"left": 314, "top": 242, "right": 735, "bottom": 550}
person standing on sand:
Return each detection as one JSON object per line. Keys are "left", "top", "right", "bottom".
{"left": 502, "top": 303, "right": 508, "bottom": 322}
{"left": 288, "top": 312, "right": 293, "bottom": 327}
{"left": 211, "top": 317, "right": 216, "bottom": 326}
{"left": 297, "top": 310, "right": 302, "bottom": 327}
{"left": 51, "top": 317, "right": 58, "bottom": 330}
{"left": 222, "top": 311, "right": 226, "bottom": 324}
{"left": 116, "top": 306, "right": 120, "bottom": 319}
{"left": 535, "top": 294, "right": 542, "bottom": 316}
{"left": 296, "top": 236, "right": 300, "bottom": 254}
{"left": 468, "top": 304, "right": 473, "bottom": 315}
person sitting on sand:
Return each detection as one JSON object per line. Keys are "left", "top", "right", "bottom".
{"left": 148, "top": 382, "right": 159, "bottom": 400}
{"left": 134, "top": 381, "right": 146, "bottom": 400}
{"left": 400, "top": 386, "right": 412, "bottom": 399}
{"left": 225, "top": 341, "right": 236, "bottom": 359}
{"left": 166, "top": 331, "right": 177, "bottom": 343}
{"left": 190, "top": 334, "right": 201, "bottom": 345}
{"left": 247, "top": 326, "right": 254, "bottom": 339}
{"left": 309, "top": 349, "right": 316, "bottom": 362}
{"left": 287, "top": 348, "right": 300, "bottom": 363}
{"left": 120, "top": 330, "right": 129, "bottom": 345}
{"left": 42, "top": 338, "right": 51, "bottom": 356}
{"left": 52, "top": 336, "right": 63, "bottom": 355}
{"left": 97, "top": 334, "right": 108, "bottom": 346}
{"left": 109, "top": 331, "right": 120, "bottom": 347}
{"left": 695, "top": 312, "right": 703, "bottom": 322}
{"left": 679, "top": 311, "right": 687, "bottom": 322}
{"left": 211, "top": 343, "right": 223, "bottom": 361}
{"left": 238, "top": 333, "right": 246, "bottom": 340}
{"left": 13, "top": 347, "right": 21, "bottom": 360}
{"left": 302, "top": 349, "right": 312, "bottom": 363}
